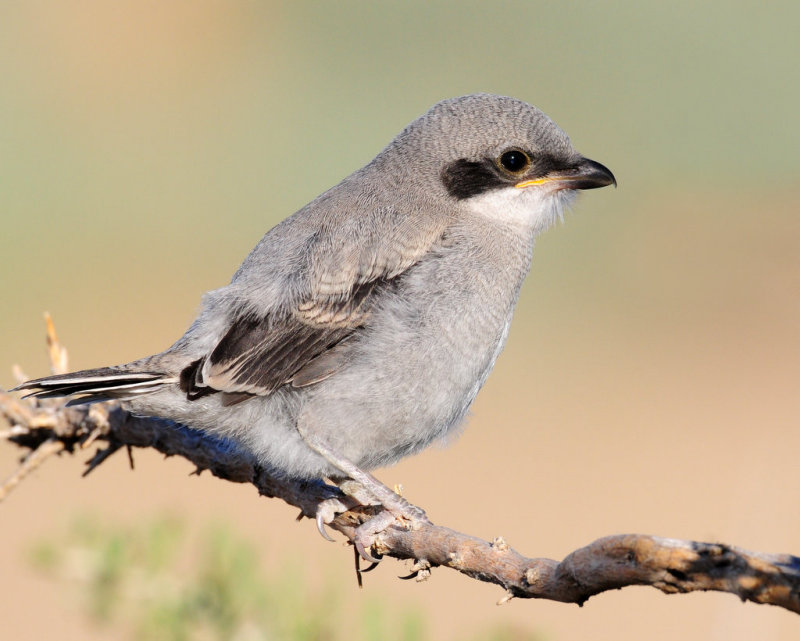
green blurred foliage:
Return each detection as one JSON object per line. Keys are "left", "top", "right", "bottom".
{"left": 30, "top": 516, "right": 542, "bottom": 641}
{"left": 0, "top": 1, "right": 798, "bottom": 382}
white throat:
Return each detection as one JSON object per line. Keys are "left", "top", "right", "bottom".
{"left": 466, "top": 186, "right": 576, "bottom": 235}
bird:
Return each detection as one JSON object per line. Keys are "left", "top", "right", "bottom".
{"left": 15, "top": 93, "right": 615, "bottom": 558}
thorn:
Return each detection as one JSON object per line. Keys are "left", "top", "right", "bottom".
{"left": 393, "top": 483, "right": 404, "bottom": 496}
{"left": 82, "top": 442, "right": 122, "bottom": 477}
{"left": 296, "top": 510, "right": 305, "bottom": 521}
{"left": 81, "top": 427, "right": 102, "bottom": 450}
{"left": 0, "top": 425, "right": 30, "bottom": 440}
{"left": 11, "top": 365, "right": 28, "bottom": 386}
{"left": 0, "top": 437, "right": 65, "bottom": 502}
{"left": 126, "top": 445, "right": 135, "bottom": 470}
{"left": 44, "top": 312, "right": 69, "bottom": 375}
{"left": 0, "top": 392, "right": 35, "bottom": 426}
{"left": 496, "top": 591, "right": 514, "bottom": 606}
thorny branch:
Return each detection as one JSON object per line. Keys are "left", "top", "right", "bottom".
{"left": 2, "top": 319, "right": 799, "bottom": 613}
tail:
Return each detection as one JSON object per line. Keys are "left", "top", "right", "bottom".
{"left": 13, "top": 366, "right": 174, "bottom": 406}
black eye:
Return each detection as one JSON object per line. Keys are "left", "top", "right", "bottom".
{"left": 498, "top": 149, "right": 531, "bottom": 175}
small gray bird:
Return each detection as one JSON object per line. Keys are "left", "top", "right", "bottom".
{"left": 17, "top": 94, "right": 614, "bottom": 556}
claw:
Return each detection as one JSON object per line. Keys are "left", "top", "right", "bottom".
{"left": 351, "top": 509, "right": 396, "bottom": 564}
{"left": 353, "top": 548, "right": 381, "bottom": 588}
{"left": 359, "top": 560, "right": 380, "bottom": 573}
{"left": 399, "top": 558, "right": 431, "bottom": 581}
{"left": 314, "top": 495, "right": 355, "bottom": 542}
{"left": 316, "top": 511, "right": 336, "bottom": 542}
{"left": 354, "top": 537, "right": 382, "bottom": 564}
{"left": 312, "top": 474, "right": 430, "bottom": 564}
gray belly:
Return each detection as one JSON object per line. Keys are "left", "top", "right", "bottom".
{"left": 295, "top": 242, "right": 528, "bottom": 472}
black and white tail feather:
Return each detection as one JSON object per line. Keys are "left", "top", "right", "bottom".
{"left": 14, "top": 367, "right": 173, "bottom": 406}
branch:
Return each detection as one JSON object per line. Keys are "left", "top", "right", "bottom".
{"left": 2, "top": 324, "right": 799, "bottom": 613}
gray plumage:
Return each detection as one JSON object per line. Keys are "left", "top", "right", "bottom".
{"left": 17, "top": 94, "right": 615, "bottom": 481}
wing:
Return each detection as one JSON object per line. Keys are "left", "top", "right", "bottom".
{"left": 181, "top": 203, "right": 452, "bottom": 405}
{"left": 181, "top": 279, "right": 387, "bottom": 405}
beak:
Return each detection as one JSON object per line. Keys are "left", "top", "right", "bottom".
{"left": 515, "top": 157, "right": 616, "bottom": 191}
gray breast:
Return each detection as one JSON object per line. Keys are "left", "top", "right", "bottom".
{"left": 296, "top": 219, "right": 536, "bottom": 470}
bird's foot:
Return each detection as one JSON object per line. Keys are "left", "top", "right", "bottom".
{"left": 353, "top": 510, "right": 397, "bottom": 562}
{"left": 348, "top": 482, "right": 431, "bottom": 563}
{"left": 314, "top": 494, "right": 360, "bottom": 541}
{"left": 313, "top": 478, "right": 431, "bottom": 563}
{"left": 295, "top": 429, "right": 431, "bottom": 560}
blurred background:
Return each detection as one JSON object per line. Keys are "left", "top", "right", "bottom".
{"left": 1, "top": 1, "right": 798, "bottom": 639}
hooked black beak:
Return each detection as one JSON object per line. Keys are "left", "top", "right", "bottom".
{"left": 516, "top": 157, "right": 616, "bottom": 191}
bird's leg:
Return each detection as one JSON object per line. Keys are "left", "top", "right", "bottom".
{"left": 297, "top": 428, "right": 430, "bottom": 561}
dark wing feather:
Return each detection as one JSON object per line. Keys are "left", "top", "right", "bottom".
{"left": 205, "top": 316, "right": 353, "bottom": 395}
{"left": 289, "top": 338, "right": 354, "bottom": 388}
{"left": 181, "top": 279, "right": 391, "bottom": 402}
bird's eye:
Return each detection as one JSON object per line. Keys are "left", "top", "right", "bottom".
{"left": 498, "top": 149, "right": 531, "bottom": 175}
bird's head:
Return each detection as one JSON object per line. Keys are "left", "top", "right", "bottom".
{"left": 386, "top": 94, "right": 615, "bottom": 234}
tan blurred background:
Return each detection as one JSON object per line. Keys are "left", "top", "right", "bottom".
{"left": 1, "top": 1, "right": 798, "bottom": 639}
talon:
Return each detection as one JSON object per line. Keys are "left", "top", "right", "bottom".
{"left": 314, "top": 495, "right": 355, "bottom": 542}
{"left": 355, "top": 538, "right": 382, "bottom": 564}
{"left": 316, "top": 512, "right": 336, "bottom": 542}
{"left": 399, "top": 558, "right": 431, "bottom": 580}
{"left": 359, "top": 560, "right": 380, "bottom": 573}
{"left": 353, "top": 550, "right": 380, "bottom": 588}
